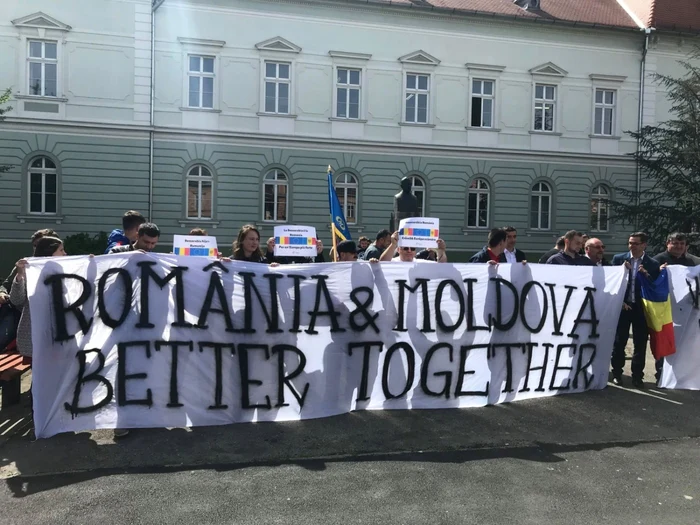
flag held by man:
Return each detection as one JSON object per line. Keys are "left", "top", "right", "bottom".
{"left": 639, "top": 268, "right": 676, "bottom": 359}
{"left": 327, "top": 166, "right": 352, "bottom": 244}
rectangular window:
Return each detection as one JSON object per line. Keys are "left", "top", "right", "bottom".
{"left": 594, "top": 89, "right": 616, "bottom": 136}
{"left": 405, "top": 73, "right": 429, "bottom": 124}
{"left": 471, "top": 79, "right": 494, "bottom": 128}
{"left": 29, "top": 172, "right": 57, "bottom": 214}
{"left": 336, "top": 68, "right": 361, "bottom": 119}
{"left": 188, "top": 55, "right": 215, "bottom": 109}
{"left": 28, "top": 41, "right": 57, "bottom": 97}
{"left": 264, "top": 61, "right": 290, "bottom": 114}
{"left": 534, "top": 84, "right": 556, "bottom": 132}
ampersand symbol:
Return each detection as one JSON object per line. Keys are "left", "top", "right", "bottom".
{"left": 349, "top": 287, "right": 380, "bottom": 333}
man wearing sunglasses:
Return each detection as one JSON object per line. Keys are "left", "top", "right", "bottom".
{"left": 584, "top": 237, "right": 610, "bottom": 266}
{"left": 379, "top": 231, "right": 446, "bottom": 262}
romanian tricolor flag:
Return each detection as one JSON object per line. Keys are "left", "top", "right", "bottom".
{"left": 639, "top": 268, "right": 676, "bottom": 359}
{"left": 275, "top": 236, "right": 316, "bottom": 246}
{"left": 400, "top": 228, "right": 439, "bottom": 237}
{"left": 174, "top": 247, "right": 219, "bottom": 257}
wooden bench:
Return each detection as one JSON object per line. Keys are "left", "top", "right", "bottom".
{"left": 0, "top": 340, "right": 31, "bottom": 406}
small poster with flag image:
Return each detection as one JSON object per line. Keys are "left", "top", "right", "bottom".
{"left": 639, "top": 268, "right": 677, "bottom": 360}
{"left": 173, "top": 235, "right": 219, "bottom": 257}
{"left": 273, "top": 225, "right": 317, "bottom": 258}
{"left": 398, "top": 217, "right": 440, "bottom": 249}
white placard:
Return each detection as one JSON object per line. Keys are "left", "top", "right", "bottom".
{"left": 173, "top": 235, "right": 219, "bottom": 257}
{"left": 273, "top": 225, "right": 317, "bottom": 258}
{"left": 398, "top": 217, "right": 439, "bottom": 249}
{"left": 26, "top": 256, "right": 628, "bottom": 438}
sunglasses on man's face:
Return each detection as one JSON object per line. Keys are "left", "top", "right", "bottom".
{"left": 402, "top": 247, "right": 416, "bottom": 252}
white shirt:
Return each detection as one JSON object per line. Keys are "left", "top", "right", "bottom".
{"left": 628, "top": 251, "right": 644, "bottom": 303}
{"left": 503, "top": 249, "right": 517, "bottom": 264}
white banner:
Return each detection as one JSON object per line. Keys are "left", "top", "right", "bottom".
{"left": 660, "top": 265, "right": 700, "bottom": 389}
{"left": 26, "top": 255, "right": 627, "bottom": 438}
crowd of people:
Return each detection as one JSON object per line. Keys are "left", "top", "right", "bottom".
{"left": 1, "top": 210, "right": 698, "bottom": 426}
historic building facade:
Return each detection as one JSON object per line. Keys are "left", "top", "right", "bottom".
{"left": 0, "top": 0, "right": 698, "bottom": 268}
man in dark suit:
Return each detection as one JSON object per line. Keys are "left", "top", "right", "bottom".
{"left": 539, "top": 236, "right": 565, "bottom": 264}
{"left": 610, "top": 232, "right": 661, "bottom": 388}
{"left": 499, "top": 226, "right": 527, "bottom": 263}
{"left": 469, "top": 228, "right": 507, "bottom": 264}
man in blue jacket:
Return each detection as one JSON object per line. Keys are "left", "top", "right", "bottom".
{"left": 610, "top": 232, "right": 661, "bottom": 388}
{"left": 105, "top": 210, "right": 146, "bottom": 253}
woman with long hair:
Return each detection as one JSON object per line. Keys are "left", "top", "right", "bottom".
{"left": 10, "top": 236, "right": 67, "bottom": 361}
{"left": 232, "top": 224, "right": 266, "bottom": 263}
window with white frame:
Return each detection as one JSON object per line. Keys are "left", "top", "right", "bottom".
{"left": 471, "top": 79, "right": 494, "bottom": 128}
{"left": 530, "top": 182, "right": 552, "bottom": 230}
{"left": 594, "top": 89, "right": 616, "bottom": 136}
{"left": 264, "top": 62, "right": 290, "bottom": 114}
{"left": 590, "top": 184, "right": 610, "bottom": 232}
{"left": 335, "top": 173, "right": 358, "bottom": 224}
{"left": 28, "top": 157, "right": 57, "bottom": 214}
{"left": 336, "top": 68, "right": 361, "bottom": 120}
{"left": 405, "top": 73, "right": 429, "bottom": 124}
{"left": 534, "top": 84, "right": 556, "bottom": 132}
{"left": 410, "top": 175, "right": 426, "bottom": 217}
{"left": 263, "top": 169, "right": 288, "bottom": 222}
{"left": 188, "top": 55, "right": 215, "bottom": 109}
{"left": 186, "top": 165, "right": 213, "bottom": 219}
{"left": 28, "top": 41, "right": 57, "bottom": 97}
{"left": 467, "top": 178, "right": 490, "bottom": 228}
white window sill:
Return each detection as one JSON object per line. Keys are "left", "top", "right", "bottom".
{"left": 589, "top": 134, "right": 621, "bottom": 140}
{"left": 17, "top": 214, "right": 64, "bottom": 224}
{"left": 399, "top": 122, "right": 435, "bottom": 128}
{"left": 329, "top": 117, "right": 367, "bottom": 123}
{"left": 466, "top": 126, "right": 501, "bottom": 132}
{"left": 257, "top": 112, "right": 298, "bottom": 119}
{"left": 529, "top": 130, "right": 563, "bottom": 136}
{"left": 178, "top": 219, "right": 220, "bottom": 228}
{"left": 179, "top": 107, "right": 222, "bottom": 113}
{"left": 14, "top": 94, "right": 68, "bottom": 102}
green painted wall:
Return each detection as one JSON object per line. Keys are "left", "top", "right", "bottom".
{"left": 0, "top": 130, "right": 638, "bottom": 275}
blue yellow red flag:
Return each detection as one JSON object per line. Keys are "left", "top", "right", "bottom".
{"left": 639, "top": 268, "right": 676, "bottom": 359}
{"left": 327, "top": 168, "right": 352, "bottom": 242}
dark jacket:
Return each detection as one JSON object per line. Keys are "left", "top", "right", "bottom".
{"left": 361, "top": 243, "right": 383, "bottom": 261}
{"left": 587, "top": 256, "right": 611, "bottom": 266}
{"left": 611, "top": 252, "right": 661, "bottom": 303}
{"left": 539, "top": 248, "right": 560, "bottom": 264}
{"left": 105, "top": 229, "right": 131, "bottom": 254}
{"left": 546, "top": 251, "right": 595, "bottom": 266}
{"left": 469, "top": 246, "right": 497, "bottom": 263}
{"left": 653, "top": 251, "right": 696, "bottom": 267}
{"left": 498, "top": 248, "right": 527, "bottom": 263}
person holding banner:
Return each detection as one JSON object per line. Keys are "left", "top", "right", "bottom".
{"left": 469, "top": 229, "right": 507, "bottom": 264}
{"left": 379, "top": 231, "right": 446, "bottom": 263}
{"left": 232, "top": 225, "right": 267, "bottom": 263}
{"left": 10, "top": 236, "right": 67, "bottom": 361}
{"left": 109, "top": 223, "right": 161, "bottom": 254}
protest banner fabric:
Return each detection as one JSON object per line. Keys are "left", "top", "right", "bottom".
{"left": 659, "top": 266, "right": 700, "bottom": 389}
{"left": 398, "top": 218, "right": 439, "bottom": 249}
{"left": 27, "top": 255, "right": 627, "bottom": 438}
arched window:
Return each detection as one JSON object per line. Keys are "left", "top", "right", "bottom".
{"left": 28, "top": 156, "right": 57, "bottom": 214}
{"left": 186, "top": 165, "right": 213, "bottom": 219}
{"left": 530, "top": 182, "right": 552, "bottom": 230}
{"left": 590, "top": 184, "right": 610, "bottom": 232}
{"left": 335, "top": 172, "right": 358, "bottom": 224}
{"left": 409, "top": 175, "right": 426, "bottom": 217}
{"left": 263, "top": 169, "right": 288, "bottom": 222}
{"left": 467, "top": 178, "right": 490, "bottom": 228}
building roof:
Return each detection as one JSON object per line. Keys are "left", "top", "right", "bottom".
{"left": 358, "top": 0, "right": 700, "bottom": 33}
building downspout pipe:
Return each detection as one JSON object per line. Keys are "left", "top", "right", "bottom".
{"left": 149, "top": 0, "right": 164, "bottom": 221}
{"left": 635, "top": 28, "right": 652, "bottom": 222}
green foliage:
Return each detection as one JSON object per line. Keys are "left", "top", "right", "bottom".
{"left": 610, "top": 49, "right": 700, "bottom": 254}
{"left": 63, "top": 232, "right": 109, "bottom": 256}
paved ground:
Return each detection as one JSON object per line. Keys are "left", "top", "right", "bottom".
{"left": 0, "top": 351, "right": 698, "bottom": 524}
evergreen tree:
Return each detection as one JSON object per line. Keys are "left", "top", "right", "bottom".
{"left": 611, "top": 51, "right": 700, "bottom": 254}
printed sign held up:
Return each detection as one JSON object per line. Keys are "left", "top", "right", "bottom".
{"left": 173, "top": 235, "right": 219, "bottom": 257}
{"left": 274, "top": 225, "right": 317, "bottom": 258}
{"left": 398, "top": 217, "right": 440, "bottom": 249}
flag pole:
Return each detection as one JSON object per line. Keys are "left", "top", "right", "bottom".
{"left": 328, "top": 165, "right": 338, "bottom": 262}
